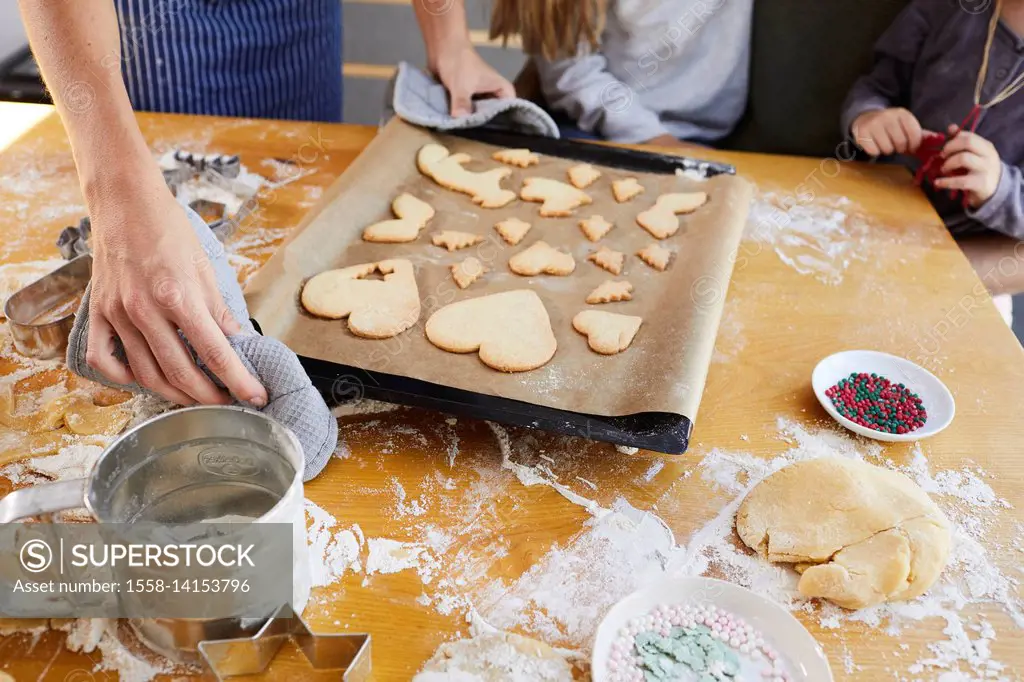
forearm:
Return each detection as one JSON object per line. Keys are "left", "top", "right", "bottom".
{"left": 968, "top": 163, "right": 1024, "bottom": 241}
{"left": 413, "top": 0, "right": 471, "bottom": 72}
{"left": 17, "top": 1, "right": 163, "bottom": 208}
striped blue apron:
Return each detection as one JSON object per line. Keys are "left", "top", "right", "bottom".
{"left": 113, "top": 0, "right": 343, "bottom": 122}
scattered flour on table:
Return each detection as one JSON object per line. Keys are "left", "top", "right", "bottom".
{"left": 305, "top": 499, "right": 363, "bottom": 587}
{"left": 365, "top": 537, "right": 426, "bottom": 576}
{"left": 640, "top": 459, "right": 665, "bottom": 483}
{"left": 746, "top": 191, "right": 870, "bottom": 285}
{"left": 58, "top": 619, "right": 170, "bottom": 682}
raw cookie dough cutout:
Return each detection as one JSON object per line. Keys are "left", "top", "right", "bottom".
{"left": 736, "top": 458, "right": 952, "bottom": 610}
{"left": 417, "top": 143, "right": 516, "bottom": 208}
{"left": 636, "top": 191, "right": 708, "bottom": 239}
{"left": 637, "top": 243, "right": 673, "bottom": 271}
{"left": 612, "top": 177, "right": 645, "bottom": 203}
{"left": 587, "top": 247, "right": 625, "bottom": 275}
{"left": 578, "top": 215, "right": 614, "bottom": 242}
{"left": 494, "top": 217, "right": 532, "bottom": 246}
{"left": 432, "top": 230, "right": 484, "bottom": 251}
{"left": 586, "top": 280, "right": 633, "bottom": 304}
{"left": 300, "top": 259, "right": 421, "bottom": 339}
{"left": 509, "top": 241, "right": 576, "bottom": 276}
{"left": 451, "top": 257, "right": 486, "bottom": 289}
{"left": 492, "top": 148, "right": 539, "bottom": 168}
{"left": 573, "top": 310, "right": 642, "bottom": 355}
{"left": 361, "top": 193, "right": 435, "bottom": 243}
{"left": 520, "top": 178, "right": 593, "bottom": 217}
{"left": 425, "top": 290, "right": 557, "bottom": 372}
{"left": 567, "top": 163, "right": 601, "bottom": 189}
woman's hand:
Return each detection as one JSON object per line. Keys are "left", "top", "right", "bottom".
{"left": 935, "top": 125, "right": 1004, "bottom": 209}
{"left": 430, "top": 43, "right": 515, "bottom": 117}
{"left": 87, "top": 182, "right": 268, "bottom": 407}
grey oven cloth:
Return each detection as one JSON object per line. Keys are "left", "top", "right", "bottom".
{"left": 65, "top": 204, "right": 337, "bottom": 482}
{"left": 388, "top": 61, "right": 560, "bottom": 138}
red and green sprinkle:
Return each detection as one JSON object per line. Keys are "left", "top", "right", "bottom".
{"left": 826, "top": 372, "right": 927, "bottom": 434}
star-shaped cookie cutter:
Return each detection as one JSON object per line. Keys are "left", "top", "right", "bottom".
{"left": 198, "top": 605, "right": 371, "bottom": 681}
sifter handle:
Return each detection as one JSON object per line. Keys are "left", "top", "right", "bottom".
{"left": 0, "top": 479, "right": 87, "bottom": 523}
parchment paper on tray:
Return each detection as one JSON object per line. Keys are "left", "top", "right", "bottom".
{"left": 245, "top": 119, "right": 752, "bottom": 421}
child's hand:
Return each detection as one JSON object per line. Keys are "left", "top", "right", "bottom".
{"left": 934, "top": 125, "right": 1003, "bottom": 208}
{"left": 852, "top": 108, "right": 925, "bottom": 156}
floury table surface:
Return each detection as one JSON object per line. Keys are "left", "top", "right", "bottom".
{"left": 0, "top": 103, "right": 1021, "bottom": 681}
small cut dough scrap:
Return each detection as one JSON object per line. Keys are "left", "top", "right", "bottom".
{"left": 637, "top": 243, "right": 673, "bottom": 271}
{"left": 520, "top": 177, "right": 593, "bottom": 217}
{"left": 586, "top": 280, "right": 633, "bottom": 304}
{"left": 567, "top": 163, "right": 601, "bottom": 189}
{"left": 64, "top": 398, "right": 131, "bottom": 436}
{"left": 612, "top": 177, "right": 645, "bottom": 203}
{"left": 492, "top": 148, "right": 539, "bottom": 168}
{"left": 425, "top": 290, "right": 557, "bottom": 372}
{"left": 451, "top": 257, "right": 486, "bottom": 289}
{"left": 736, "top": 458, "right": 952, "bottom": 610}
{"left": 509, "top": 241, "right": 576, "bottom": 276}
{"left": 417, "top": 143, "right": 516, "bottom": 208}
{"left": 636, "top": 191, "right": 708, "bottom": 239}
{"left": 578, "top": 215, "right": 614, "bottom": 242}
{"left": 587, "top": 246, "right": 625, "bottom": 275}
{"left": 301, "top": 259, "right": 421, "bottom": 339}
{"left": 494, "top": 217, "right": 532, "bottom": 246}
{"left": 432, "top": 230, "right": 484, "bottom": 252}
{"left": 573, "top": 310, "right": 642, "bottom": 355}
{"left": 362, "top": 193, "right": 435, "bottom": 243}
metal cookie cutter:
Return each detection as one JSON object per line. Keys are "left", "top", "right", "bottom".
{"left": 3, "top": 254, "right": 91, "bottom": 359}
{"left": 198, "top": 605, "right": 371, "bottom": 681}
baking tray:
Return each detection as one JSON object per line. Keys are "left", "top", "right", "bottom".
{"left": 249, "top": 122, "right": 748, "bottom": 454}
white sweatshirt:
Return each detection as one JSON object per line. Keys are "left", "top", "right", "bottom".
{"left": 535, "top": 0, "right": 754, "bottom": 144}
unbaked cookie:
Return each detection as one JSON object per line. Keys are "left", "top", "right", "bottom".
{"left": 417, "top": 143, "right": 517, "bottom": 208}
{"left": 362, "top": 193, "right": 435, "bottom": 243}
{"left": 425, "top": 290, "right": 557, "bottom": 372}
{"left": 432, "top": 230, "right": 484, "bottom": 251}
{"left": 520, "top": 177, "right": 593, "bottom": 217}
{"left": 637, "top": 243, "right": 673, "bottom": 271}
{"left": 586, "top": 280, "right": 633, "bottom": 304}
{"left": 300, "top": 259, "right": 420, "bottom": 338}
{"left": 492, "top": 148, "right": 539, "bottom": 168}
{"left": 451, "top": 257, "right": 486, "bottom": 289}
{"left": 736, "top": 458, "right": 952, "bottom": 610}
{"left": 567, "top": 163, "right": 601, "bottom": 189}
{"left": 612, "top": 177, "right": 644, "bottom": 203}
{"left": 494, "top": 217, "right": 532, "bottom": 246}
{"left": 578, "top": 215, "right": 614, "bottom": 242}
{"left": 573, "top": 310, "right": 642, "bottom": 354}
{"left": 636, "top": 191, "right": 708, "bottom": 239}
{"left": 509, "top": 241, "right": 576, "bottom": 276}
{"left": 587, "top": 247, "right": 625, "bottom": 275}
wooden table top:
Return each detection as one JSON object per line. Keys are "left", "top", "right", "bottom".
{"left": 0, "top": 102, "right": 1021, "bottom": 681}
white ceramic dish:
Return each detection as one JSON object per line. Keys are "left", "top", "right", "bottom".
{"left": 591, "top": 576, "right": 833, "bottom": 682}
{"left": 811, "top": 350, "right": 955, "bottom": 442}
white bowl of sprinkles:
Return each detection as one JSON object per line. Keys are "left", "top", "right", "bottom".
{"left": 592, "top": 577, "right": 833, "bottom": 682}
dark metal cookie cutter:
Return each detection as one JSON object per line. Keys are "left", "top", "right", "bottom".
{"left": 197, "top": 605, "right": 371, "bottom": 681}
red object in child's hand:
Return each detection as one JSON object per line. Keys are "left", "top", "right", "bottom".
{"left": 913, "top": 130, "right": 971, "bottom": 209}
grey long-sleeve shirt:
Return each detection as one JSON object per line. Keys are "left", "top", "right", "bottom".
{"left": 534, "top": 0, "right": 753, "bottom": 144}
{"left": 841, "top": 0, "right": 1024, "bottom": 240}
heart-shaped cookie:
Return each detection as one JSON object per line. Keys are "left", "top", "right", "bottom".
{"left": 417, "top": 143, "right": 517, "bottom": 208}
{"left": 573, "top": 310, "right": 642, "bottom": 355}
{"left": 301, "top": 259, "right": 420, "bottom": 339}
{"left": 425, "top": 290, "right": 557, "bottom": 372}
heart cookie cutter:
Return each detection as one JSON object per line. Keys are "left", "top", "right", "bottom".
{"left": 198, "top": 604, "right": 372, "bottom": 681}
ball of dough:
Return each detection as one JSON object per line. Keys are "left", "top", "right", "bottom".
{"left": 736, "top": 458, "right": 951, "bottom": 610}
